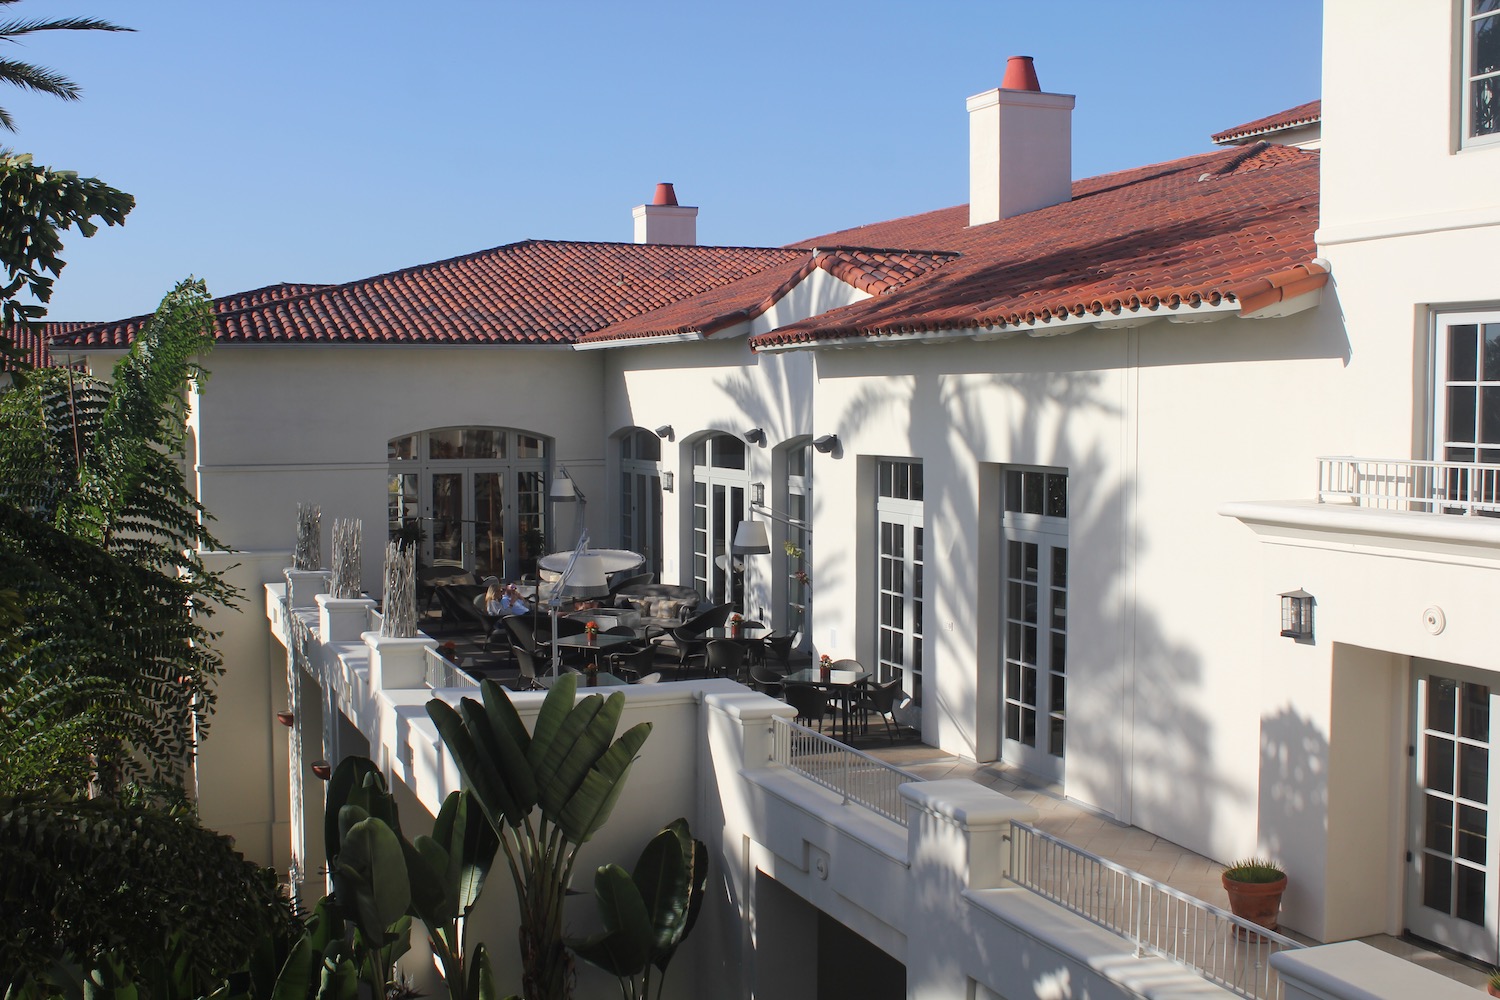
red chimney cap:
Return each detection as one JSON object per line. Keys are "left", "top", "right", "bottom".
{"left": 651, "top": 182, "right": 679, "bottom": 206}
{"left": 1001, "top": 55, "right": 1041, "bottom": 92}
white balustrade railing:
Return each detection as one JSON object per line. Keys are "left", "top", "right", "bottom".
{"left": 769, "top": 716, "right": 918, "bottom": 824}
{"left": 1008, "top": 823, "right": 1302, "bottom": 1000}
{"left": 425, "top": 647, "right": 479, "bottom": 690}
{"left": 1318, "top": 456, "right": 1500, "bottom": 515}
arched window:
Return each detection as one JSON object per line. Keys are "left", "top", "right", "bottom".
{"left": 387, "top": 427, "right": 550, "bottom": 579}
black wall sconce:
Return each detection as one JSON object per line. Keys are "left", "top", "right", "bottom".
{"left": 655, "top": 425, "right": 674, "bottom": 440}
{"left": 752, "top": 482, "right": 766, "bottom": 506}
{"left": 745, "top": 427, "right": 767, "bottom": 445}
{"left": 661, "top": 471, "right": 674, "bottom": 492}
{"left": 813, "top": 434, "right": 839, "bottom": 454}
{"left": 1280, "top": 589, "right": 1314, "bottom": 641}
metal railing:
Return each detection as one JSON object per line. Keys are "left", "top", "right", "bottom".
{"left": 1318, "top": 455, "right": 1500, "bottom": 516}
{"left": 1008, "top": 823, "right": 1302, "bottom": 1000}
{"left": 425, "top": 648, "right": 479, "bottom": 690}
{"left": 769, "top": 716, "right": 919, "bottom": 824}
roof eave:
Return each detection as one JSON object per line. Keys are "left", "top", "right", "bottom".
{"left": 572, "top": 331, "right": 704, "bottom": 352}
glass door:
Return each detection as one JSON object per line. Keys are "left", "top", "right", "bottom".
{"left": 430, "top": 472, "right": 464, "bottom": 566}
{"left": 1407, "top": 660, "right": 1500, "bottom": 963}
{"left": 472, "top": 472, "right": 504, "bottom": 580}
{"left": 876, "top": 460, "right": 924, "bottom": 706}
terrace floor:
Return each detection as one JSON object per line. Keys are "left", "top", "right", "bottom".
{"left": 861, "top": 742, "right": 1491, "bottom": 991}
{"left": 429, "top": 608, "right": 1489, "bottom": 990}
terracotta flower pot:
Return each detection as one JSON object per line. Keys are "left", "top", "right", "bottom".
{"left": 1488, "top": 980, "right": 1500, "bottom": 998}
{"left": 1222, "top": 873, "right": 1287, "bottom": 932}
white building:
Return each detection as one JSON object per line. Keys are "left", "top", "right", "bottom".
{"left": 48, "top": 2, "right": 1500, "bottom": 995}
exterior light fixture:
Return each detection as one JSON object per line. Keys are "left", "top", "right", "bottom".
{"left": 732, "top": 520, "right": 771, "bottom": 555}
{"left": 310, "top": 759, "right": 332, "bottom": 781}
{"left": 661, "top": 471, "right": 674, "bottom": 492}
{"left": 550, "top": 468, "right": 579, "bottom": 502}
{"left": 655, "top": 425, "right": 674, "bottom": 439}
{"left": 745, "top": 427, "right": 767, "bottom": 445}
{"left": 813, "top": 434, "right": 839, "bottom": 454}
{"left": 752, "top": 482, "right": 766, "bottom": 506}
{"left": 1280, "top": 589, "right": 1314, "bottom": 641}
{"left": 276, "top": 710, "right": 295, "bottom": 727}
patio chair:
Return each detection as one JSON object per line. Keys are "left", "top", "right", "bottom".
{"left": 693, "top": 639, "right": 745, "bottom": 681}
{"left": 748, "top": 662, "right": 784, "bottom": 698}
{"left": 658, "top": 601, "right": 734, "bottom": 665}
{"left": 762, "top": 632, "right": 800, "bottom": 671}
{"left": 607, "top": 643, "right": 657, "bottom": 682}
{"left": 507, "top": 644, "right": 545, "bottom": 692}
{"left": 783, "top": 684, "right": 832, "bottom": 733}
{"left": 852, "top": 677, "right": 903, "bottom": 743}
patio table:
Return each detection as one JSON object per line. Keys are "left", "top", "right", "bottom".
{"left": 784, "top": 666, "right": 869, "bottom": 742}
{"left": 540, "top": 671, "right": 629, "bottom": 688}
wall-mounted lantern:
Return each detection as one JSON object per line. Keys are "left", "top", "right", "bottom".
{"left": 752, "top": 481, "right": 766, "bottom": 506}
{"left": 1280, "top": 589, "right": 1314, "bottom": 641}
{"left": 661, "top": 471, "right": 674, "bottom": 492}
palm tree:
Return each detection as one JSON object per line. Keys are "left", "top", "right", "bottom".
{"left": 0, "top": 3, "right": 132, "bottom": 131}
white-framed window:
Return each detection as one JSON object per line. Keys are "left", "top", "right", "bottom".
{"left": 386, "top": 427, "right": 550, "bottom": 579}
{"left": 692, "top": 433, "right": 749, "bottom": 606}
{"left": 1001, "top": 467, "right": 1068, "bottom": 779}
{"left": 876, "top": 460, "right": 923, "bottom": 705}
{"left": 783, "top": 442, "right": 812, "bottom": 636}
{"left": 1435, "top": 312, "right": 1500, "bottom": 465}
{"left": 618, "top": 428, "right": 662, "bottom": 580}
{"left": 1464, "top": 1, "right": 1500, "bottom": 145}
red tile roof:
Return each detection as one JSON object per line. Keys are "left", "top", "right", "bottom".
{"left": 49, "top": 244, "right": 801, "bottom": 350}
{"left": 1212, "top": 99, "right": 1321, "bottom": 145}
{"left": 3, "top": 321, "right": 96, "bottom": 371}
{"left": 750, "top": 142, "right": 1321, "bottom": 350}
{"left": 576, "top": 247, "right": 958, "bottom": 344}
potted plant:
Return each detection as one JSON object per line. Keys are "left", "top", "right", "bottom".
{"left": 1486, "top": 969, "right": 1500, "bottom": 998}
{"left": 1221, "top": 858, "right": 1287, "bottom": 932}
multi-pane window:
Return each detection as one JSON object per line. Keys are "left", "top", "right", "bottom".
{"left": 692, "top": 434, "right": 748, "bottom": 605}
{"left": 619, "top": 429, "right": 662, "bottom": 579}
{"left": 385, "top": 427, "right": 550, "bottom": 579}
{"left": 1002, "top": 469, "right": 1068, "bottom": 774}
{"left": 1466, "top": 1, "right": 1500, "bottom": 142}
{"left": 784, "top": 443, "right": 811, "bottom": 635}
{"left": 1437, "top": 314, "right": 1500, "bottom": 466}
{"left": 876, "top": 460, "right": 923, "bottom": 704}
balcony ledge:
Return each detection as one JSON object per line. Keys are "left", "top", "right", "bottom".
{"left": 1220, "top": 499, "right": 1500, "bottom": 563}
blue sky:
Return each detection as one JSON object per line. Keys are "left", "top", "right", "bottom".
{"left": 7, "top": 2, "right": 1323, "bottom": 321}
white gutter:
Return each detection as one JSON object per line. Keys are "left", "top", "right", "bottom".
{"left": 571, "top": 331, "right": 702, "bottom": 352}
{"left": 754, "top": 297, "right": 1246, "bottom": 354}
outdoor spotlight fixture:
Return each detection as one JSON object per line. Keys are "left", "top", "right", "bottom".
{"left": 752, "top": 481, "right": 766, "bottom": 506}
{"left": 1280, "top": 589, "right": 1314, "bottom": 641}
{"left": 655, "top": 424, "right": 674, "bottom": 440}
{"left": 813, "top": 434, "right": 839, "bottom": 454}
{"left": 661, "top": 471, "right": 674, "bottom": 492}
{"left": 276, "top": 710, "right": 295, "bottom": 728}
{"left": 310, "top": 759, "right": 332, "bottom": 781}
{"left": 745, "top": 427, "right": 767, "bottom": 445}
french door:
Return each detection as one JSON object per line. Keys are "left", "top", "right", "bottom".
{"left": 1000, "top": 468, "right": 1069, "bottom": 781}
{"left": 876, "top": 460, "right": 923, "bottom": 706}
{"left": 1407, "top": 660, "right": 1500, "bottom": 963}
{"left": 429, "top": 468, "right": 505, "bottom": 579}
{"left": 692, "top": 434, "right": 749, "bottom": 607}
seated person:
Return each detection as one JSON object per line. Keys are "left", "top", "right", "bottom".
{"left": 485, "top": 581, "right": 530, "bottom": 617}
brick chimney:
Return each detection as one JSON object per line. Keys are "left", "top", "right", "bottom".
{"left": 632, "top": 182, "right": 698, "bottom": 245}
{"left": 967, "top": 56, "right": 1075, "bottom": 226}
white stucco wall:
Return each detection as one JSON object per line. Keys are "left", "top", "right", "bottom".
{"left": 804, "top": 303, "right": 1345, "bottom": 871}
{"left": 192, "top": 343, "right": 606, "bottom": 588}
